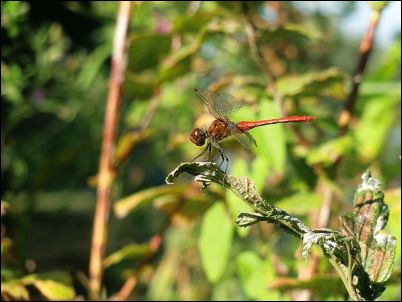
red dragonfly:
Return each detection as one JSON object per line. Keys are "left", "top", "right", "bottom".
{"left": 190, "top": 88, "right": 316, "bottom": 169}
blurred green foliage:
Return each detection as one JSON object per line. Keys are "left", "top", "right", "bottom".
{"left": 1, "top": 1, "right": 400, "bottom": 301}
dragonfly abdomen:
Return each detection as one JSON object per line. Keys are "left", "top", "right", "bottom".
{"left": 237, "top": 115, "right": 316, "bottom": 131}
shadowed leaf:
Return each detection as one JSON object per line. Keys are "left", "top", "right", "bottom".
{"left": 340, "top": 171, "right": 396, "bottom": 299}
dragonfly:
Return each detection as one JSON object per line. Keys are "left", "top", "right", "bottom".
{"left": 190, "top": 88, "right": 316, "bottom": 171}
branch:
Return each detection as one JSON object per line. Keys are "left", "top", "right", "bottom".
{"left": 166, "top": 163, "right": 395, "bottom": 301}
{"left": 88, "top": 2, "right": 132, "bottom": 300}
{"left": 337, "top": 7, "right": 384, "bottom": 135}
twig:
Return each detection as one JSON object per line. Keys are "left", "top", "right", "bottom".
{"left": 88, "top": 2, "right": 132, "bottom": 300}
{"left": 320, "top": 8, "right": 383, "bottom": 221}
{"left": 337, "top": 9, "right": 381, "bottom": 135}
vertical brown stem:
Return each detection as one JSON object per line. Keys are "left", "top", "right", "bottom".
{"left": 300, "top": 8, "right": 383, "bottom": 300}
{"left": 88, "top": 2, "right": 132, "bottom": 300}
{"left": 337, "top": 10, "right": 381, "bottom": 135}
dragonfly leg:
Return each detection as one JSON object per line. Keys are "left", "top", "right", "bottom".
{"left": 207, "top": 143, "right": 212, "bottom": 160}
{"left": 214, "top": 144, "right": 229, "bottom": 175}
{"left": 192, "top": 143, "right": 211, "bottom": 162}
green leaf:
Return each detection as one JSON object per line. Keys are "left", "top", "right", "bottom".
{"left": 365, "top": 1, "right": 389, "bottom": 11}
{"left": 345, "top": 172, "right": 396, "bottom": 283}
{"left": 114, "top": 184, "right": 188, "bottom": 218}
{"left": 340, "top": 171, "right": 396, "bottom": 300}
{"left": 1, "top": 280, "right": 30, "bottom": 300}
{"left": 173, "top": 10, "right": 228, "bottom": 33}
{"left": 252, "top": 100, "right": 286, "bottom": 173}
{"left": 198, "top": 202, "right": 234, "bottom": 283}
{"left": 236, "top": 252, "right": 280, "bottom": 300}
{"left": 128, "top": 33, "right": 172, "bottom": 73}
{"left": 166, "top": 163, "right": 396, "bottom": 300}
{"left": 158, "top": 19, "right": 242, "bottom": 82}
{"left": 21, "top": 271, "right": 75, "bottom": 301}
{"left": 226, "top": 159, "right": 253, "bottom": 237}
{"left": 157, "top": 44, "right": 193, "bottom": 82}
{"left": 366, "top": 38, "right": 400, "bottom": 81}
{"left": 354, "top": 94, "right": 400, "bottom": 162}
{"left": 260, "top": 22, "right": 321, "bottom": 43}
{"left": 268, "top": 274, "right": 344, "bottom": 295}
{"left": 77, "top": 42, "right": 111, "bottom": 89}
{"left": 124, "top": 71, "right": 155, "bottom": 100}
{"left": 103, "top": 243, "right": 152, "bottom": 268}
{"left": 275, "top": 192, "right": 322, "bottom": 215}
{"left": 146, "top": 244, "right": 178, "bottom": 301}
{"left": 226, "top": 159, "right": 253, "bottom": 214}
{"left": 156, "top": 193, "right": 214, "bottom": 220}
{"left": 276, "top": 68, "right": 347, "bottom": 99}
{"left": 250, "top": 156, "right": 270, "bottom": 192}
{"left": 166, "top": 162, "right": 311, "bottom": 238}
{"left": 306, "top": 136, "right": 354, "bottom": 166}
{"left": 157, "top": 25, "right": 210, "bottom": 82}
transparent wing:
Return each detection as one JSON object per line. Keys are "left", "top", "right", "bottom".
{"left": 194, "top": 88, "right": 242, "bottom": 120}
{"left": 227, "top": 120, "right": 257, "bottom": 150}
{"left": 195, "top": 88, "right": 256, "bottom": 149}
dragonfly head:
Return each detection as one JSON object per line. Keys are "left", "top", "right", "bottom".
{"left": 190, "top": 128, "right": 207, "bottom": 146}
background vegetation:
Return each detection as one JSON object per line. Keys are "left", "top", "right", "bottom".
{"left": 1, "top": 1, "right": 400, "bottom": 300}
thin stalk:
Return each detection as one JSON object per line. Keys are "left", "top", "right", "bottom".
{"left": 337, "top": 9, "right": 381, "bottom": 136}
{"left": 88, "top": 2, "right": 132, "bottom": 300}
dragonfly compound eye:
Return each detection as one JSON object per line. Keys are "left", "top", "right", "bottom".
{"left": 190, "top": 128, "right": 206, "bottom": 146}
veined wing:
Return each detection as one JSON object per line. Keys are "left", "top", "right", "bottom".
{"left": 226, "top": 120, "right": 257, "bottom": 150}
{"left": 194, "top": 88, "right": 242, "bottom": 120}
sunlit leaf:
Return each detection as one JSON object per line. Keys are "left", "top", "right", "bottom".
{"left": 1, "top": 280, "right": 30, "bottom": 300}
{"left": 198, "top": 202, "right": 234, "bottom": 283}
{"left": 306, "top": 136, "right": 354, "bottom": 166}
{"left": 166, "top": 162, "right": 310, "bottom": 238}
{"left": 269, "top": 274, "right": 344, "bottom": 296}
{"left": 21, "top": 271, "right": 75, "bottom": 301}
{"left": 103, "top": 243, "right": 152, "bottom": 268}
{"left": 115, "top": 129, "right": 153, "bottom": 162}
{"left": 77, "top": 42, "right": 111, "bottom": 89}
{"left": 236, "top": 251, "right": 281, "bottom": 300}
{"left": 154, "top": 192, "right": 213, "bottom": 220}
{"left": 166, "top": 161, "right": 397, "bottom": 299}
{"left": 354, "top": 94, "right": 400, "bottom": 162}
{"left": 366, "top": 38, "right": 401, "bottom": 81}
{"left": 275, "top": 192, "right": 322, "bottom": 215}
{"left": 276, "top": 68, "right": 347, "bottom": 99}
{"left": 114, "top": 184, "right": 188, "bottom": 218}
{"left": 252, "top": 100, "right": 286, "bottom": 173}
{"left": 250, "top": 156, "right": 270, "bottom": 192}
{"left": 365, "top": 1, "right": 389, "bottom": 11}
{"left": 385, "top": 188, "right": 401, "bottom": 261}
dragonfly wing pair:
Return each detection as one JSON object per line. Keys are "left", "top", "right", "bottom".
{"left": 195, "top": 88, "right": 257, "bottom": 150}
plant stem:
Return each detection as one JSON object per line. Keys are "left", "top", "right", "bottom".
{"left": 88, "top": 2, "right": 132, "bottom": 300}
{"left": 337, "top": 9, "right": 381, "bottom": 136}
